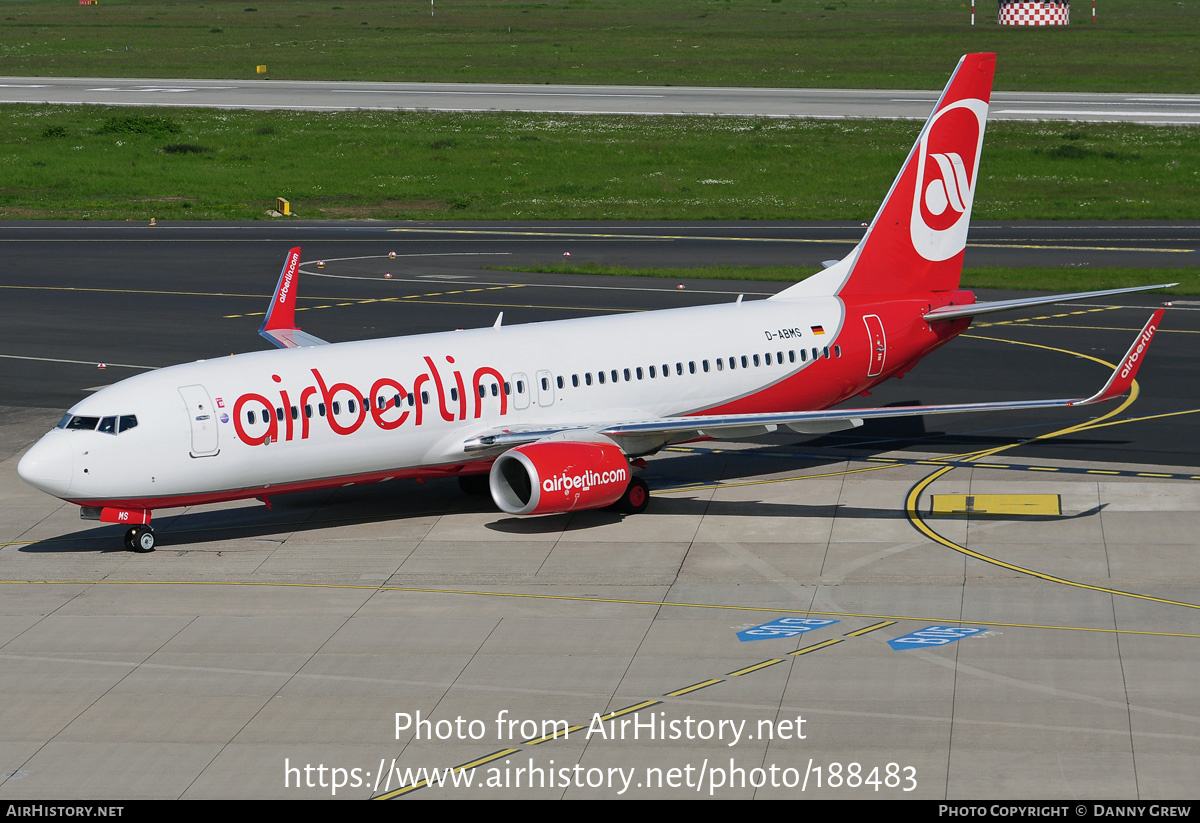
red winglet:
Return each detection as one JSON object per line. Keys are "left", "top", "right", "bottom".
{"left": 1078, "top": 309, "right": 1165, "bottom": 405}
{"left": 260, "top": 247, "right": 302, "bottom": 334}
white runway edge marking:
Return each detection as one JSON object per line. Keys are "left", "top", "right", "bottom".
{"left": 0, "top": 354, "right": 156, "bottom": 370}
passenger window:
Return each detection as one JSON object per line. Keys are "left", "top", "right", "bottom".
{"left": 516, "top": 381, "right": 524, "bottom": 394}
{"left": 610, "top": 370, "right": 618, "bottom": 383}
{"left": 598, "top": 371, "right": 606, "bottom": 385}
{"left": 319, "top": 403, "right": 326, "bottom": 417}
{"left": 305, "top": 405, "right": 313, "bottom": 419}
{"left": 623, "top": 368, "right": 631, "bottom": 382}
{"left": 572, "top": 375, "right": 580, "bottom": 388}
{"left": 716, "top": 359, "right": 723, "bottom": 371}
{"left": 290, "top": 406, "right": 299, "bottom": 420}
{"left": 765, "top": 353, "right": 772, "bottom": 366}
{"left": 247, "top": 410, "right": 257, "bottom": 425}
{"left": 741, "top": 356, "right": 748, "bottom": 368}
{"left": 753, "top": 354, "right": 760, "bottom": 367}
{"left": 728, "top": 356, "right": 736, "bottom": 370}
{"left": 478, "top": 385, "right": 486, "bottom": 399}
{"left": 676, "top": 363, "right": 683, "bottom": 376}
{"left": 789, "top": 350, "right": 796, "bottom": 363}
{"left": 98, "top": 416, "right": 117, "bottom": 435}
{"left": 800, "top": 349, "right": 808, "bottom": 362}
{"left": 649, "top": 366, "right": 656, "bottom": 378}
{"left": 333, "top": 401, "right": 341, "bottom": 415}
{"left": 777, "top": 351, "right": 784, "bottom": 363}
{"left": 276, "top": 407, "right": 284, "bottom": 421}
{"left": 348, "top": 399, "right": 357, "bottom": 414}
{"left": 503, "top": 382, "right": 511, "bottom": 395}
{"left": 421, "top": 391, "right": 430, "bottom": 404}
{"left": 834, "top": 345, "right": 842, "bottom": 358}
{"left": 585, "top": 373, "right": 593, "bottom": 386}
{"left": 556, "top": 376, "right": 563, "bottom": 389}
{"left": 812, "top": 348, "right": 820, "bottom": 361}
{"left": 823, "top": 346, "right": 830, "bottom": 359}
{"left": 689, "top": 362, "right": 696, "bottom": 374}
{"left": 450, "top": 387, "right": 459, "bottom": 402}
{"left": 490, "top": 384, "right": 499, "bottom": 397}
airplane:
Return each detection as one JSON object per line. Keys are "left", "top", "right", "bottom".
{"left": 17, "top": 53, "right": 1174, "bottom": 553}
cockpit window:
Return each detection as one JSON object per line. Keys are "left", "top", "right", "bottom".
{"left": 59, "top": 414, "right": 138, "bottom": 434}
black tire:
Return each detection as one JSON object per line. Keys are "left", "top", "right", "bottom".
{"left": 614, "top": 476, "right": 650, "bottom": 515}
{"left": 128, "top": 526, "right": 156, "bottom": 553}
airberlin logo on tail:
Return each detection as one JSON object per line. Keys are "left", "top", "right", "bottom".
{"left": 909, "top": 98, "right": 988, "bottom": 263}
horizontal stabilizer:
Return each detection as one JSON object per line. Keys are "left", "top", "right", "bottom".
{"left": 925, "top": 284, "right": 1177, "bottom": 322}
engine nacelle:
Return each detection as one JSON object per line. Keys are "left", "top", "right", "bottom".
{"left": 489, "top": 441, "right": 630, "bottom": 515}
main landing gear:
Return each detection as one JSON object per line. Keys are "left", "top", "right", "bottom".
{"left": 124, "top": 525, "right": 156, "bottom": 553}
{"left": 611, "top": 476, "right": 650, "bottom": 515}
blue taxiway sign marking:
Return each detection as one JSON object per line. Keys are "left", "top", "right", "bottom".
{"left": 888, "top": 625, "right": 985, "bottom": 650}
{"left": 738, "top": 618, "right": 839, "bottom": 642}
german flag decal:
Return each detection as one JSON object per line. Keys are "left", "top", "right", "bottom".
{"left": 811, "top": 325, "right": 826, "bottom": 336}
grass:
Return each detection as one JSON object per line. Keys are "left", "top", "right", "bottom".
{"left": 495, "top": 263, "right": 1198, "bottom": 294}
{"left": 0, "top": 0, "right": 1197, "bottom": 92}
{"left": 3, "top": 106, "right": 1197, "bottom": 221}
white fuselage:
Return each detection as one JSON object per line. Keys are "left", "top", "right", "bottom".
{"left": 20, "top": 295, "right": 853, "bottom": 509}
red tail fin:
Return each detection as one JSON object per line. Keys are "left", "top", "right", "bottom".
{"left": 843, "top": 53, "right": 994, "bottom": 295}
{"left": 774, "top": 54, "right": 995, "bottom": 301}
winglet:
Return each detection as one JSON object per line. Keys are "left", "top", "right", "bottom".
{"left": 261, "top": 247, "right": 302, "bottom": 335}
{"left": 258, "top": 247, "right": 328, "bottom": 349}
{"left": 1075, "top": 309, "right": 1165, "bottom": 405}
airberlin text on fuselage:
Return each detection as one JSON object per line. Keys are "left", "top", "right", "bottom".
{"left": 231, "top": 356, "right": 507, "bottom": 446}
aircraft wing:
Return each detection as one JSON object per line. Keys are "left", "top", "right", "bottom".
{"left": 258, "top": 247, "right": 330, "bottom": 349}
{"left": 463, "top": 309, "right": 1164, "bottom": 454}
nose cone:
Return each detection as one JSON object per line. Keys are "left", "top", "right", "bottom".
{"left": 17, "top": 432, "right": 74, "bottom": 498}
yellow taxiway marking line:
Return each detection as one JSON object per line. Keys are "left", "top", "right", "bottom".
{"left": 844, "top": 620, "right": 897, "bottom": 637}
{"left": 905, "top": 333, "right": 1200, "bottom": 612}
{"left": 789, "top": 638, "right": 844, "bottom": 656}
{"left": 665, "top": 679, "right": 723, "bottom": 697}
{"left": 728, "top": 659, "right": 784, "bottom": 676}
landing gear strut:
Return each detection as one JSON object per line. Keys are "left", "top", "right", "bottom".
{"left": 611, "top": 476, "right": 650, "bottom": 515}
{"left": 124, "top": 525, "right": 156, "bottom": 553}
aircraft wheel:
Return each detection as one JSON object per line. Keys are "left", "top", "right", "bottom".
{"left": 614, "top": 476, "right": 650, "bottom": 515}
{"left": 126, "top": 526, "right": 156, "bottom": 553}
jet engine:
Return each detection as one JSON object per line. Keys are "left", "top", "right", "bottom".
{"left": 489, "top": 440, "right": 632, "bottom": 515}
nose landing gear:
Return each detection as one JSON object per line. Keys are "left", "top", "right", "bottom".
{"left": 124, "top": 525, "right": 156, "bottom": 553}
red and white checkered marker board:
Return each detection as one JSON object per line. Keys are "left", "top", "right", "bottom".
{"left": 998, "top": 1, "right": 1070, "bottom": 25}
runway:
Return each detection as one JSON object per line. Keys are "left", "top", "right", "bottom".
{"left": 1, "top": 225, "right": 1199, "bottom": 799}
{"left": 3, "top": 76, "right": 1200, "bottom": 125}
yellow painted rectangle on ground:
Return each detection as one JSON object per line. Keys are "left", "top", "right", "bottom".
{"left": 931, "top": 494, "right": 1061, "bottom": 516}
